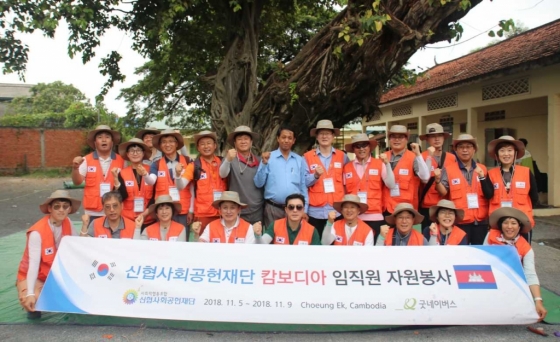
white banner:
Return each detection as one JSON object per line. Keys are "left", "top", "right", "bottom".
{"left": 37, "top": 237, "right": 538, "bottom": 325}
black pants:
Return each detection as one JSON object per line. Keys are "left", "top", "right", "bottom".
{"left": 418, "top": 207, "right": 432, "bottom": 232}
{"left": 457, "top": 222, "right": 488, "bottom": 245}
{"left": 363, "top": 220, "right": 385, "bottom": 244}
{"left": 308, "top": 215, "right": 343, "bottom": 237}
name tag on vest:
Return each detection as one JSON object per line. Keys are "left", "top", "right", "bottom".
{"left": 369, "top": 169, "right": 379, "bottom": 176}
{"left": 515, "top": 181, "right": 526, "bottom": 189}
{"left": 235, "top": 238, "right": 245, "bottom": 243}
{"left": 399, "top": 169, "right": 409, "bottom": 176}
{"left": 149, "top": 238, "right": 159, "bottom": 241}
{"left": 334, "top": 162, "right": 342, "bottom": 169}
{"left": 169, "top": 237, "right": 178, "bottom": 242}
{"left": 98, "top": 235, "right": 108, "bottom": 238}
{"left": 298, "top": 241, "right": 309, "bottom": 245}
{"left": 275, "top": 237, "right": 285, "bottom": 244}
{"left": 87, "top": 166, "right": 96, "bottom": 172}
{"left": 353, "top": 241, "right": 363, "bottom": 246}
{"left": 45, "top": 247, "right": 54, "bottom": 255}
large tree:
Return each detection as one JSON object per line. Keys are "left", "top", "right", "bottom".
{"left": 1, "top": 0, "right": 482, "bottom": 152}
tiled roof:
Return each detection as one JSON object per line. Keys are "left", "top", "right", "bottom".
{"left": 380, "top": 19, "right": 560, "bottom": 104}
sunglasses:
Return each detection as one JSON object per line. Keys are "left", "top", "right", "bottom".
{"left": 286, "top": 204, "right": 304, "bottom": 211}
{"left": 353, "top": 143, "right": 370, "bottom": 149}
{"left": 52, "top": 203, "right": 71, "bottom": 211}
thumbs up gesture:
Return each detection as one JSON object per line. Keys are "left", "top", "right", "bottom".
{"left": 253, "top": 221, "right": 263, "bottom": 236}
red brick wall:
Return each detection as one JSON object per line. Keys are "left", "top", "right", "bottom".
{"left": 0, "top": 127, "right": 86, "bottom": 170}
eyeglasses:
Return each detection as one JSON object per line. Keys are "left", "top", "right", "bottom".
{"left": 104, "top": 204, "right": 120, "bottom": 211}
{"left": 127, "top": 148, "right": 144, "bottom": 155}
{"left": 438, "top": 209, "right": 456, "bottom": 216}
{"left": 396, "top": 215, "right": 413, "bottom": 221}
{"left": 160, "top": 139, "right": 177, "bottom": 145}
{"left": 286, "top": 204, "right": 304, "bottom": 211}
{"left": 389, "top": 135, "right": 407, "bottom": 140}
{"left": 353, "top": 143, "right": 370, "bottom": 149}
{"left": 456, "top": 144, "right": 474, "bottom": 150}
{"left": 52, "top": 203, "right": 71, "bottom": 210}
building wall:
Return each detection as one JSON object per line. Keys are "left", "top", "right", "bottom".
{"left": 0, "top": 128, "right": 85, "bottom": 171}
{"left": 0, "top": 83, "right": 34, "bottom": 117}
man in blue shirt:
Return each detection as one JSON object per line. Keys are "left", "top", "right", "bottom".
{"left": 254, "top": 125, "right": 309, "bottom": 228}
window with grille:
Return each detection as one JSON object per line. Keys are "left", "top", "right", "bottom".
{"left": 482, "top": 78, "right": 529, "bottom": 101}
{"left": 427, "top": 94, "right": 458, "bottom": 111}
{"left": 439, "top": 116, "right": 454, "bottom": 126}
{"left": 368, "top": 112, "right": 381, "bottom": 121}
{"left": 392, "top": 105, "right": 412, "bottom": 117}
{"left": 407, "top": 123, "right": 418, "bottom": 130}
{"left": 484, "top": 110, "right": 506, "bottom": 121}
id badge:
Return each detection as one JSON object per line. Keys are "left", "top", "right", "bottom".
{"left": 213, "top": 191, "right": 223, "bottom": 202}
{"left": 357, "top": 191, "right": 368, "bottom": 204}
{"left": 133, "top": 197, "right": 144, "bottom": 212}
{"left": 501, "top": 200, "right": 513, "bottom": 208}
{"left": 100, "top": 183, "right": 111, "bottom": 197}
{"left": 169, "top": 237, "right": 178, "bottom": 242}
{"left": 323, "top": 178, "right": 335, "bottom": 193}
{"left": 390, "top": 183, "right": 401, "bottom": 197}
{"left": 467, "top": 193, "right": 479, "bottom": 209}
{"left": 169, "top": 186, "right": 180, "bottom": 202}
{"left": 298, "top": 241, "right": 309, "bottom": 245}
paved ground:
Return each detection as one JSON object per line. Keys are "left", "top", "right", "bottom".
{"left": 1, "top": 176, "right": 559, "bottom": 341}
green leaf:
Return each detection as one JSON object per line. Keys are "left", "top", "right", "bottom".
{"left": 488, "top": 30, "right": 495, "bottom": 37}
{"left": 338, "top": 32, "right": 345, "bottom": 38}
{"left": 344, "top": 34, "right": 350, "bottom": 42}
{"left": 357, "top": 38, "right": 363, "bottom": 46}
{"left": 375, "top": 21, "right": 382, "bottom": 32}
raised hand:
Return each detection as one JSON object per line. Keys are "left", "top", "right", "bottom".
{"left": 226, "top": 149, "right": 237, "bottom": 162}
{"left": 191, "top": 221, "right": 202, "bottom": 234}
{"left": 253, "top": 221, "right": 262, "bottom": 236}
{"left": 379, "top": 153, "right": 389, "bottom": 164}
{"left": 73, "top": 156, "right": 84, "bottom": 169}
{"left": 380, "top": 225, "right": 390, "bottom": 238}
{"left": 261, "top": 151, "right": 271, "bottom": 164}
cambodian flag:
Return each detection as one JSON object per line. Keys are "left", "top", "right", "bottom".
{"left": 453, "top": 265, "right": 498, "bottom": 289}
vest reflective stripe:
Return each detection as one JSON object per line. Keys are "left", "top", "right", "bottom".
{"left": 447, "top": 162, "right": 489, "bottom": 224}
{"left": 332, "top": 219, "right": 372, "bottom": 246}
{"left": 207, "top": 218, "right": 251, "bottom": 243}
{"left": 193, "top": 156, "right": 227, "bottom": 217}
{"left": 154, "top": 155, "right": 192, "bottom": 215}
{"left": 304, "top": 150, "right": 345, "bottom": 207}
{"left": 120, "top": 165, "right": 154, "bottom": 221}
{"left": 488, "top": 166, "right": 534, "bottom": 227}
{"left": 273, "top": 218, "right": 315, "bottom": 245}
{"left": 436, "top": 226, "right": 466, "bottom": 245}
{"left": 17, "top": 216, "right": 72, "bottom": 282}
{"left": 384, "top": 228, "right": 424, "bottom": 246}
{"left": 487, "top": 229, "right": 531, "bottom": 261}
{"left": 421, "top": 151, "right": 456, "bottom": 207}
{"left": 83, "top": 153, "right": 124, "bottom": 211}
{"left": 93, "top": 217, "right": 136, "bottom": 239}
{"left": 145, "top": 221, "right": 184, "bottom": 241}
{"left": 343, "top": 159, "right": 383, "bottom": 213}
{"left": 382, "top": 150, "right": 420, "bottom": 213}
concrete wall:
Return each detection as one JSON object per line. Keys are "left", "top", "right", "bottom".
{"left": 0, "top": 128, "right": 86, "bottom": 171}
{"left": 0, "top": 83, "right": 34, "bottom": 117}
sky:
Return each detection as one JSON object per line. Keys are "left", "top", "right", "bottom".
{"left": 1, "top": 0, "right": 559, "bottom": 120}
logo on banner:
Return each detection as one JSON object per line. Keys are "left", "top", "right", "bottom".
{"left": 403, "top": 298, "right": 417, "bottom": 310}
{"left": 90, "top": 260, "right": 117, "bottom": 281}
{"left": 123, "top": 289, "right": 138, "bottom": 305}
{"left": 125, "top": 181, "right": 134, "bottom": 187}
{"left": 453, "top": 265, "right": 497, "bottom": 289}
{"left": 87, "top": 166, "right": 96, "bottom": 172}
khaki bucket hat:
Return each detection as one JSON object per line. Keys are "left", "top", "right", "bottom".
{"left": 344, "top": 133, "right": 377, "bottom": 153}
{"left": 135, "top": 127, "right": 160, "bottom": 140}
{"left": 40, "top": 190, "right": 81, "bottom": 214}
{"left": 452, "top": 134, "right": 478, "bottom": 151}
{"left": 86, "top": 125, "right": 121, "bottom": 150}
{"left": 489, "top": 207, "right": 532, "bottom": 234}
{"left": 310, "top": 120, "right": 341, "bottom": 137}
{"left": 487, "top": 135, "right": 525, "bottom": 159}
{"left": 118, "top": 138, "right": 153, "bottom": 161}
{"left": 419, "top": 123, "right": 450, "bottom": 141}
{"left": 387, "top": 125, "right": 409, "bottom": 139}
{"left": 385, "top": 203, "right": 424, "bottom": 225}
{"left": 147, "top": 195, "right": 182, "bottom": 219}
{"left": 212, "top": 191, "right": 248, "bottom": 209}
{"left": 152, "top": 129, "right": 185, "bottom": 151}
{"left": 333, "top": 194, "right": 369, "bottom": 214}
{"left": 194, "top": 130, "right": 218, "bottom": 145}
{"left": 429, "top": 199, "right": 465, "bottom": 223}
{"left": 227, "top": 126, "right": 260, "bottom": 146}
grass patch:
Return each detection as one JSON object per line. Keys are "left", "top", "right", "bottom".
{"left": 2, "top": 168, "right": 72, "bottom": 178}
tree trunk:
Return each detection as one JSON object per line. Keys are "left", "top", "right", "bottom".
{"left": 249, "top": 0, "right": 482, "bottom": 153}
{"left": 210, "top": 0, "right": 262, "bottom": 153}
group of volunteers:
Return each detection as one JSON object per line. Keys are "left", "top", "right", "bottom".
{"left": 17, "top": 120, "right": 546, "bottom": 320}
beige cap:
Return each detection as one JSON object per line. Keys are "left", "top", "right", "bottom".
{"left": 344, "top": 133, "right": 377, "bottom": 153}
{"left": 194, "top": 130, "right": 218, "bottom": 145}
{"left": 419, "top": 123, "right": 450, "bottom": 141}
{"left": 227, "top": 126, "right": 259, "bottom": 146}
{"left": 86, "top": 125, "right": 121, "bottom": 150}
{"left": 152, "top": 129, "right": 185, "bottom": 151}
{"left": 487, "top": 135, "right": 525, "bottom": 159}
{"left": 40, "top": 190, "right": 81, "bottom": 214}
{"left": 135, "top": 127, "right": 160, "bottom": 140}
{"left": 147, "top": 195, "right": 182, "bottom": 219}
{"left": 310, "top": 120, "right": 341, "bottom": 137}
{"left": 452, "top": 134, "right": 478, "bottom": 151}
{"left": 118, "top": 138, "right": 152, "bottom": 161}
{"left": 385, "top": 203, "right": 424, "bottom": 225}
{"left": 489, "top": 207, "right": 532, "bottom": 234}
{"left": 387, "top": 125, "right": 409, "bottom": 139}
{"left": 429, "top": 199, "right": 465, "bottom": 223}
{"left": 333, "top": 194, "right": 369, "bottom": 214}
{"left": 212, "top": 191, "right": 248, "bottom": 209}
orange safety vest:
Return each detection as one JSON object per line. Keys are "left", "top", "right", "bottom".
{"left": 384, "top": 228, "right": 424, "bottom": 246}
{"left": 436, "top": 226, "right": 467, "bottom": 245}
{"left": 487, "top": 229, "right": 531, "bottom": 261}
{"left": 343, "top": 158, "right": 383, "bottom": 214}
{"left": 383, "top": 150, "right": 420, "bottom": 213}
{"left": 17, "top": 216, "right": 73, "bottom": 282}
{"left": 154, "top": 155, "right": 192, "bottom": 215}
{"left": 144, "top": 221, "right": 185, "bottom": 241}
{"left": 120, "top": 165, "right": 154, "bottom": 222}
{"left": 304, "top": 149, "right": 345, "bottom": 207}
{"left": 332, "top": 219, "right": 372, "bottom": 246}
{"left": 207, "top": 218, "right": 251, "bottom": 243}
{"left": 421, "top": 151, "right": 456, "bottom": 208}
{"left": 273, "top": 218, "right": 315, "bottom": 245}
{"left": 83, "top": 152, "right": 124, "bottom": 212}
{"left": 93, "top": 216, "right": 136, "bottom": 239}
{"left": 488, "top": 166, "right": 535, "bottom": 228}
{"left": 193, "top": 156, "right": 227, "bottom": 217}
{"left": 447, "top": 162, "right": 489, "bottom": 224}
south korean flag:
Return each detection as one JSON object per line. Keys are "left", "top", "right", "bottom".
{"left": 212, "top": 238, "right": 221, "bottom": 243}
{"left": 451, "top": 178, "right": 461, "bottom": 185}
{"left": 335, "top": 235, "right": 343, "bottom": 243}
{"left": 158, "top": 171, "right": 166, "bottom": 177}
{"left": 276, "top": 237, "right": 285, "bottom": 244}
{"left": 87, "top": 166, "right": 96, "bottom": 172}
{"left": 45, "top": 247, "right": 54, "bottom": 255}
{"left": 125, "top": 181, "right": 134, "bottom": 187}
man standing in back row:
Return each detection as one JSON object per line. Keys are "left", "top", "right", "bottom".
{"left": 304, "top": 120, "right": 349, "bottom": 236}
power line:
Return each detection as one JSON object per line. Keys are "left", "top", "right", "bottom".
{"left": 515, "top": 0, "right": 545, "bottom": 11}
{"left": 425, "top": 24, "right": 498, "bottom": 49}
